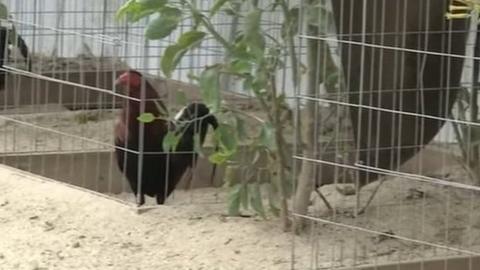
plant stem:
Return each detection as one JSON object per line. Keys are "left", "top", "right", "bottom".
{"left": 223, "top": 106, "right": 266, "bottom": 124}
{"left": 278, "top": 0, "right": 299, "bottom": 87}
{"left": 199, "top": 17, "right": 233, "bottom": 51}
{"left": 293, "top": 23, "right": 319, "bottom": 233}
{"left": 270, "top": 75, "right": 291, "bottom": 231}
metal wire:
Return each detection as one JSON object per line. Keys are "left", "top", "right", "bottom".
{"left": 4, "top": 0, "right": 480, "bottom": 268}
{"left": 292, "top": 0, "right": 480, "bottom": 268}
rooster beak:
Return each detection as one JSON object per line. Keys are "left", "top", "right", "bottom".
{"left": 114, "top": 77, "right": 126, "bottom": 94}
{"left": 208, "top": 115, "right": 219, "bottom": 130}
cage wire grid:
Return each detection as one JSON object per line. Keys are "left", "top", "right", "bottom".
{"left": 4, "top": 0, "right": 480, "bottom": 269}
{"left": 0, "top": 0, "right": 293, "bottom": 208}
{"left": 290, "top": 0, "right": 480, "bottom": 269}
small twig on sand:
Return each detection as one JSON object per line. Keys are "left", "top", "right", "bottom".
{"left": 357, "top": 179, "right": 386, "bottom": 215}
{"left": 314, "top": 189, "right": 333, "bottom": 211}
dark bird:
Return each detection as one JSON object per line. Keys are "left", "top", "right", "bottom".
{"left": 114, "top": 70, "right": 218, "bottom": 206}
{"left": 0, "top": 25, "right": 31, "bottom": 90}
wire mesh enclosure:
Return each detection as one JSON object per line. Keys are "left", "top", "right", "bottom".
{"left": 4, "top": 0, "right": 480, "bottom": 269}
{"left": 0, "top": 0, "right": 281, "bottom": 207}
{"left": 291, "top": 0, "right": 480, "bottom": 268}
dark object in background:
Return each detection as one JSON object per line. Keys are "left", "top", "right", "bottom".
{"left": 114, "top": 70, "right": 218, "bottom": 205}
{"left": 330, "top": 0, "right": 468, "bottom": 189}
{"left": 0, "top": 25, "right": 31, "bottom": 90}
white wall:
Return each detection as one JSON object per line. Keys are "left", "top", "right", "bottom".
{"left": 2, "top": 0, "right": 306, "bottom": 98}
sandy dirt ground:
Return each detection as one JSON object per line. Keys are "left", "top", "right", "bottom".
{"left": 1, "top": 161, "right": 480, "bottom": 269}
{"left": 0, "top": 165, "right": 317, "bottom": 270}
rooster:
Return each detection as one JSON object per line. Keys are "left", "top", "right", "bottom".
{"left": 114, "top": 70, "right": 218, "bottom": 205}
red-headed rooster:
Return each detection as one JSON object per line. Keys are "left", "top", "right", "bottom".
{"left": 114, "top": 70, "right": 218, "bottom": 205}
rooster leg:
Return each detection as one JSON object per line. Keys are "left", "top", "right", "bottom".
{"left": 136, "top": 194, "right": 145, "bottom": 206}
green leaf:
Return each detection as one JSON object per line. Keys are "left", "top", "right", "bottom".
{"left": 0, "top": 3, "right": 8, "bottom": 20}
{"left": 191, "top": 10, "right": 204, "bottom": 28}
{"left": 231, "top": 40, "right": 255, "bottom": 61}
{"left": 210, "top": 0, "right": 229, "bottom": 16}
{"left": 145, "top": 7, "right": 182, "bottom": 40}
{"left": 199, "top": 67, "right": 221, "bottom": 113}
{"left": 228, "top": 183, "right": 242, "bottom": 216}
{"left": 229, "top": 59, "right": 252, "bottom": 75}
{"left": 249, "top": 182, "right": 266, "bottom": 218}
{"left": 243, "top": 9, "right": 262, "bottom": 42}
{"left": 137, "top": 112, "right": 156, "bottom": 123}
{"left": 130, "top": 8, "right": 158, "bottom": 22}
{"left": 259, "top": 122, "right": 276, "bottom": 151}
{"left": 175, "top": 90, "right": 187, "bottom": 106}
{"left": 208, "top": 152, "right": 227, "bottom": 164}
{"left": 250, "top": 67, "right": 268, "bottom": 95}
{"left": 116, "top": 0, "right": 167, "bottom": 22}
{"left": 223, "top": 5, "right": 238, "bottom": 16}
{"left": 177, "top": 30, "right": 207, "bottom": 47}
{"left": 161, "top": 31, "right": 207, "bottom": 77}
{"left": 215, "top": 124, "right": 237, "bottom": 152}
{"left": 116, "top": 0, "right": 136, "bottom": 20}
{"left": 208, "top": 149, "right": 236, "bottom": 164}
{"left": 162, "top": 131, "right": 180, "bottom": 152}
{"left": 161, "top": 45, "right": 186, "bottom": 77}
{"left": 242, "top": 8, "right": 265, "bottom": 58}
{"left": 138, "top": 0, "right": 167, "bottom": 8}
{"left": 224, "top": 164, "right": 240, "bottom": 186}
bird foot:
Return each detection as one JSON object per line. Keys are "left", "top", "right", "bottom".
{"left": 155, "top": 195, "right": 165, "bottom": 205}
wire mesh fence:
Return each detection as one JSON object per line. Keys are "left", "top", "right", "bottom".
{"left": 3, "top": 0, "right": 480, "bottom": 268}
{"left": 291, "top": 0, "right": 480, "bottom": 268}
{"left": 0, "top": 0, "right": 291, "bottom": 207}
